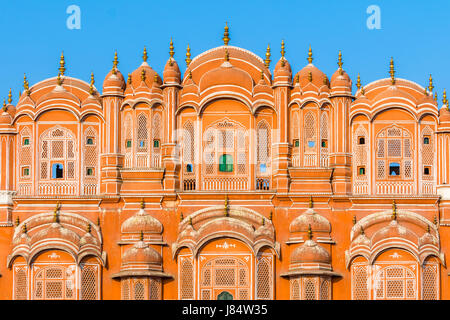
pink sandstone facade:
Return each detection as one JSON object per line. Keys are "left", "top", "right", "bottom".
{"left": 0, "top": 25, "right": 449, "bottom": 300}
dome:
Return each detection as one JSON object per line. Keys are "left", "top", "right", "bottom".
{"left": 130, "top": 62, "right": 160, "bottom": 89}
{"left": 419, "top": 230, "right": 438, "bottom": 247}
{"left": 35, "top": 84, "right": 80, "bottom": 106}
{"left": 253, "top": 75, "right": 272, "bottom": 96}
{"left": 273, "top": 58, "right": 292, "bottom": 83}
{"left": 372, "top": 85, "right": 417, "bottom": 105}
{"left": 103, "top": 69, "right": 125, "bottom": 94}
{"left": 121, "top": 207, "right": 163, "bottom": 234}
{"left": 163, "top": 58, "right": 181, "bottom": 84}
{"left": 0, "top": 110, "right": 12, "bottom": 125}
{"left": 122, "top": 240, "right": 162, "bottom": 267}
{"left": 295, "top": 63, "right": 327, "bottom": 89}
{"left": 291, "top": 239, "right": 331, "bottom": 264}
{"left": 199, "top": 59, "right": 253, "bottom": 92}
{"left": 30, "top": 222, "right": 80, "bottom": 247}
{"left": 330, "top": 69, "right": 352, "bottom": 94}
{"left": 289, "top": 208, "right": 331, "bottom": 233}
{"left": 80, "top": 231, "right": 99, "bottom": 247}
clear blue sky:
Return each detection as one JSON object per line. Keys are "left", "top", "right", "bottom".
{"left": 0, "top": 0, "right": 449, "bottom": 106}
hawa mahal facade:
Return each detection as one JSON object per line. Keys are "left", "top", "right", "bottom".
{"left": 0, "top": 25, "right": 450, "bottom": 300}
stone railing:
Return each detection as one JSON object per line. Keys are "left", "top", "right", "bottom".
{"left": 38, "top": 181, "right": 78, "bottom": 195}
{"left": 202, "top": 177, "right": 248, "bottom": 191}
{"left": 375, "top": 181, "right": 415, "bottom": 195}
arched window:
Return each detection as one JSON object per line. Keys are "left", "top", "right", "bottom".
{"left": 19, "top": 127, "right": 32, "bottom": 181}
{"left": 14, "top": 265, "right": 28, "bottom": 300}
{"left": 422, "top": 261, "right": 439, "bottom": 300}
{"left": 353, "top": 125, "right": 369, "bottom": 194}
{"left": 320, "top": 112, "right": 329, "bottom": 167}
{"left": 134, "top": 279, "right": 146, "bottom": 300}
{"left": 256, "top": 256, "right": 273, "bottom": 300}
{"left": 83, "top": 126, "right": 99, "bottom": 195}
{"left": 421, "top": 126, "right": 435, "bottom": 194}
{"left": 80, "top": 263, "right": 99, "bottom": 300}
{"left": 303, "top": 277, "right": 317, "bottom": 300}
{"left": 121, "top": 278, "right": 130, "bottom": 300}
{"left": 152, "top": 112, "right": 162, "bottom": 168}
{"left": 351, "top": 263, "right": 369, "bottom": 300}
{"left": 257, "top": 120, "right": 270, "bottom": 175}
{"left": 137, "top": 113, "right": 148, "bottom": 151}
{"left": 183, "top": 121, "right": 195, "bottom": 173}
{"left": 303, "top": 111, "right": 317, "bottom": 167}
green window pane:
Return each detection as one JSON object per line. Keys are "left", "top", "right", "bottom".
{"left": 219, "top": 154, "right": 233, "bottom": 172}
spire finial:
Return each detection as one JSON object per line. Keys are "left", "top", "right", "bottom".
{"left": 189, "top": 215, "right": 193, "bottom": 226}
{"left": 89, "top": 72, "right": 95, "bottom": 95}
{"left": 180, "top": 211, "right": 184, "bottom": 222}
{"left": 307, "top": 224, "right": 313, "bottom": 240}
{"left": 309, "top": 196, "right": 313, "bottom": 208}
{"left": 281, "top": 40, "right": 286, "bottom": 58}
{"left": 360, "top": 226, "right": 365, "bottom": 236}
{"left": 392, "top": 200, "right": 397, "bottom": 220}
{"left": 265, "top": 44, "right": 271, "bottom": 68}
{"left": 56, "top": 72, "right": 63, "bottom": 86}
{"left": 53, "top": 201, "right": 61, "bottom": 223}
{"left": 356, "top": 73, "right": 361, "bottom": 90}
{"left": 224, "top": 194, "right": 229, "bottom": 216}
{"left": 87, "top": 223, "right": 91, "bottom": 234}
{"left": 22, "top": 223, "right": 27, "bottom": 234}
{"left": 188, "top": 69, "right": 192, "bottom": 79}
{"left": 308, "top": 71, "right": 313, "bottom": 82}
{"left": 97, "top": 216, "right": 101, "bottom": 226}
{"left": 224, "top": 48, "right": 230, "bottom": 62}
{"left": 338, "top": 50, "right": 343, "bottom": 69}
{"left": 112, "top": 51, "right": 119, "bottom": 74}
{"left": 8, "top": 88, "right": 12, "bottom": 104}
{"left": 269, "top": 211, "right": 273, "bottom": 221}
{"left": 143, "top": 46, "right": 148, "bottom": 62}
{"left": 307, "top": 45, "right": 313, "bottom": 64}
{"left": 443, "top": 89, "right": 448, "bottom": 107}
{"left": 260, "top": 69, "right": 265, "bottom": 80}
{"left": 140, "top": 230, "right": 144, "bottom": 241}
{"left": 127, "top": 73, "right": 132, "bottom": 85}
{"left": 15, "top": 216, "right": 20, "bottom": 227}
{"left": 428, "top": 74, "right": 434, "bottom": 93}
{"left": 141, "top": 68, "right": 146, "bottom": 82}
{"left": 59, "top": 51, "right": 66, "bottom": 76}
{"left": 140, "top": 198, "right": 145, "bottom": 209}
{"left": 435, "top": 92, "right": 438, "bottom": 101}
{"left": 353, "top": 215, "right": 357, "bottom": 225}
{"left": 185, "top": 44, "right": 191, "bottom": 67}
{"left": 169, "top": 37, "right": 175, "bottom": 63}
{"left": 262, "top": 217, "right": 265, "bottom": 226}
{"left": 223, "top": 22, "right": 230, "bottom": 45}
{"left": 390, "top": 57, "right": 396, "bottom": 85}
{"left": 361, "top": 86, "right": 365, "bottom": 96}
{"left": 434, "top": 215, "right": 438, "bottom": 226}
{"left": 24, "top": 73, "right": 30, "bottom": 96}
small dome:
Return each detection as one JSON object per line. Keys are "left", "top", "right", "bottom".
{"left": 330, "top": 69, "right": 352, "bottom": 94}
{"left": 419, "top": 230, "right": 438, "bottom": 247}
{"left": 372, "top": 85, "right": 417, "bottom": 105}
{"left": 291, "top": 240, "right": 331, "bottom": 264}
{"left": 163, "top": 59, "right": 181, "bottom": 84}
{"left": 80, "top": 231, "right": 99, "bottom": 247}
{"left": 273, "top": 58, "right": 292, "bottom": 83}
{"left": 122, "top": 240, "right": 162, "bottom": 266}
{"left": 289, "top": 208, "right": 331, "bottom": 233}
{"left": 130, "top": 62, "right": 160, "bottom": 89}
{"left": 121, "top": 208, "right": 163, "bottom": 234}
{"left": 199, "top": 60, "right": 253, "bottom": 92}
{"left": 103, "top": 69, "right": 125, "bottom": 94}
{"left": 0, "top": 110, "right": 12, "bottom": 125}
{"left": 30, "top": 222, "right": 80, "bottom": 247}
{"left": 417, "top": 93, "right": 436, "bottom": 107}
{"left": 253, "top": 76, "right": 272, "bottom": 96}
{"left": 439, "top": 107, "right": 450, "bottom": 123}
{"left": 295, "top": 64, "right": 327, "bottom": 89}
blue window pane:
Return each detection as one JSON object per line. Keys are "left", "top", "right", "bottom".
{"left": 260, "top": 163, "right": 267, "bottom": 173}
{"left": 52, "top": 163, "right": 64, "bottom": 179}
{"left": 308, "top": 141, "right": 315, "bottom": 148}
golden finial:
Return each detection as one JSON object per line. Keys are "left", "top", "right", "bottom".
{"left": 281, "top": 40, "right": 286, "bottom": 58}
{"left": 223, "top": 22, "right": 230, "bottom": 45}
{"left": 361, "top": 86, "right": 365, "bottom": 96}
{"left": 140, "top": 198, "right": 145, "bottom": 209}
{"left": 224, "top": 48, "right": 230, "bottom": 62}
{"left": 2, "top": 99, "right": 5, "bottom": 110}
{"left": 8, "top": 88, "right": 12, "bottom": 104}
{"left": 154, "top": 73, "right": 159, "bottom": 84}
{"left": 112, "top": 51, "right": 119, "bottom": 74}
{"left": 307, "top": 45, "right": 313, "bottom": 64}
{"left": 307, "top": 224, "right": 313, "bottom": 240}
{"left": 143, "top": 46, "right": 148, "bottom": 62}
{"left": 262, "top": 217, "right": 265, "bottom": 226}
{"left": 59, "top": 51, "right": 66, "bottom": 76}
{"left": 140, "top": 230, "right": 144, "bottom": 241}
{"left": 427, "top": 224, "right": 431, "bottom": 234}
{"left": 87, "top": 223, "right": 91, "bottom": 234}
{"left": 392, "top": 200, "right": 397, "bottom": 220}
{"left": 22, "top": 223, "right": 27, "bottom": 234}
{"left": 360, "top": 226, "right": 365, "bottom": 236}
{"left": 56, "top": 73, "right": 63, "bottom": 86}
{"left": 295, "top": 74, "right": 299, "bottom": 84}
{"left": 24, "top": 73, "right": 30, "bottom": 96}
{"left": 97, "top": 216, "right": 101, "bottom": 226}
{"left": 352, "top": 215, "right": 357, "bottom": 225}
{"left": 323, "top": 75, "right": 328, "bottom": 86}
{"left": 15, "top": 216, "right": 20, "bottom": 227}
{"left": 189, "top": 216, "right": 193, "bottom": 226}
{"left": 309, "top": 196, "right": 313, "bottom": 208}
{"left": 428, "top": 74, "right": 434, "bottom": 93}
{"left": 356, "top": 73, "right": 361, "bottom": 90}
{"left": 127, "top": 73, "right": 132, "bottom": 85}
{"left": 435, "top": 92, "right": 438, "bottom": 101}
{"left": 89, "top": 72, "right": 95, "bottom": 95}
{"left": 389, "top": 57, "right": 395, "bottom": 85}
{"left": 180, "top": 211, "right": 184, "bottom": 222}
{"left": 141, "top": 68, "right": 146, "bottom": 82}
{"left": 185, "top": 44, "right": 191, "bottom": 67}
{"left": 53, "top": 202, "right": 60, "bottom": 223}
{"left": 338, "top": 50, "right": 343, "bottom": 69}
{"left": 434, "top": 215, "right": 438, "bottom": 226}
{"left": 265, "top": 44, "right": 271, "bottom": 68}
{"left": 169, "top": 37, "right": 175, "bottom": 59}
{"left": 443, "top": 89, "right": 448, "bottom": 106}
{"left": 224, "top": 194, "right": 229, "bottom": 216}
{"left": 260, "top": 69, "right": 265, "bottom": 80}
{"left": 308, "top": 71, "right": 313, "bottom": 82}
{"left": 269, "top": 211, "right": 273, "bottom": 221}
{"left": 188, "top": 69, "right": 192, "bottom": 79}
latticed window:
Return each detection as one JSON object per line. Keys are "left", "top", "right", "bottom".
{"left": 290, "top": 278, "right": 301, "bottom": 300}
{"left": 373, "top": 264, "right": 417, "bottom": 300}
{"left": 256, "top": 256, "right": 273, "bottom": 300}
{"left": 375, "top": 125, "right": 413, "bottom": 180}
{"left": 421, "top": 126, "right": 434, "bottom": 181}
{"left": 257, "top": 120, "right": 271, "bottom": 175}
{"left": 149, "top": 278, "right": 162, "bottom": 300}
{"left": 303, "top": 111, "right": 317, "bottom": 167}
{"left": 303, "top": 277, "right": 317, "bottom": 300}
{"left": 183, "top": 121, "right": 195, "bottom": 175}
{"left": 33, "top": 265, "right": 76, "bottom": 300}
{"left": 137, "top": 113, "right": 149, "bottom": 151}
{"left": 351, "top": 264, "right": 369, "bottom": 300}
{"left": 152, "top": 112, "right": 162, "bottom": 168}
{"left": 199, "top": 256, "right": 251, "bottom": 300}
{"left": 179, "top": 256, "right": 195, "bottom": 300}
{"left": 422, "top": 263, "right": 438, "bottom": 300}
{"left": 134, "top": 279, "right": 147, "bottom": 300}
{"left": 353, "top": 125, "right": 369, "bottom": 185}
{"left": 19, "top": 127, "right": 32, "bottom": 181}
{"left": 123, "top": 113, "right": 133, "bottom": 167}
{"left": 121, "top": 278, "right": 131, "bottom": 300}
{"left": 14, "top": 265, "right": 28, "bottom": 300}
{"left": 83, "top": 127, "right": 99, "bottom": 194}
{"left": 320, "top": 278, "right": 331, "bottom": 300}
{"left": 80, "top": 264, "right": 99, "bottom": 300}
{"left": 320, "top": 112, "right": 329, "bottom": 167}
{"left": 39, "top": 126, "right": 77, "bottom": 181}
